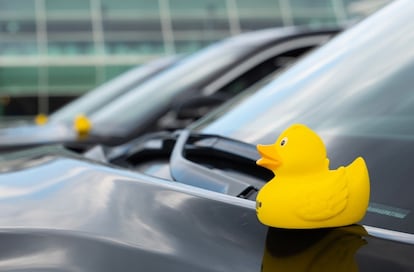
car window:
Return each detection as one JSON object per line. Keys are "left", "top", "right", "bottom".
{"left": 49, "top": 56, "right": 178, "bottom": 123}
{"left": 217, "top": 46, "right": 314, "bottom": 96}
{"left": 88, "top": 37, "right": 261, "bottom": 137}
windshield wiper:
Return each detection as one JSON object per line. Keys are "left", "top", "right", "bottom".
{"left": 170, "top": 130, "right": 272, "bottom": 198}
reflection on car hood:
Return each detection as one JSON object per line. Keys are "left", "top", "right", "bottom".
{"left": 0, "top": 149, "right": 266, "bottom": 271}
{"left": 0, "top": 119, "right": 32, "bottom": 128}
{"left": 0, "top": 226, "right": 413, "bottom": 272}
{"left": 0, "top": 122, "right": 93, "bottom": 151}
{"left": 0, "top": 149, "right": 412, "bottom": 271}
{"left": 0, "top": 122, "right": 73, "bottom": 141}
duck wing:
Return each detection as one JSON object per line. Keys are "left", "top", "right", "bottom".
{"left": 295, "top": 168, "right": 349, "bottom": 221}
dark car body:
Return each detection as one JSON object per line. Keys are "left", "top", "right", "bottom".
{"left": 0, "top": 26, "right": 340, "bottom": 152}
{"left": 0, "top": 0, "right": 414, "bottom": 271}
{"left": 0, "top": 146, "right": 412, "bottom": 271}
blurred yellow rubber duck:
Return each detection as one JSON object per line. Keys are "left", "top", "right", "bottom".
{"left": 73, "top": 114, "right": 92, "bottom": 137}
{"left": 34, "top": 113, "right": 48, "bottom": 125}
{"left": 256, "top": 124, "right": 370, "bottom": 229}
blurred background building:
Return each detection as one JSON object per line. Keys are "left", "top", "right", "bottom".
{"left": 0, "top": 0, "right": 391, "bottom": 118}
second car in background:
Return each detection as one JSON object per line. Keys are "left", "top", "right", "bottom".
{"left": 0, "top": 26, "right": 340, "bottom": 152}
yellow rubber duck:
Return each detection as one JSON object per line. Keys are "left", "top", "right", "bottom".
{"left": 34, "top": 113, "right": 48, "bottom": 125}
{"left": 73, "top": 114, "right": 92, "bottom": 137}
{"left": 255, "top": 124, "right": 370, "bottom": 229}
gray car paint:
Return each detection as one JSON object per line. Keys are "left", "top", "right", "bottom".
{"left": 0, "top": 147, "right": 412, "bottom": 271}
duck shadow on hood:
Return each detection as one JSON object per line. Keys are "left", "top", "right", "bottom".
{"left": 261, "top": 225, "right": 367, "bottom": 272}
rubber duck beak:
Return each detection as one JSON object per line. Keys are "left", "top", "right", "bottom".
{"left": 256, "top": 144, "right": 282, "bottom": 170}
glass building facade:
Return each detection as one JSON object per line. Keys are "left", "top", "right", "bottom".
{"left": 0, "top": 0, "right": 391, "bottom": 116}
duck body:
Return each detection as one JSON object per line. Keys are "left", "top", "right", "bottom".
{"left": 255, "top": 124, "right": 370, "bottom": 229}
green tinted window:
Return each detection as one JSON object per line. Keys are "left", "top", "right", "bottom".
{"left": 46, "top": 20, "right": 93, "bottom": 33}
{"left": 104, "top": 65, "right": 134, "bottom": 81}
{"left": 0, "top": 67, "right": 39, "bottom": 96}
{"left": 0, "top": 41, "right": 37, "bottom": 56}
{"left": 290, "top": 0, "right": 338, "bottom": 26}
{"left": 103, "top": 19, "right": 162, "bottom": 32}
{"left": 104, "top": 41, "right": 165, "bottom": 55}
{"left": 169, "top": 0, "right": 226, "bottom": 12}
{"left": 45, "top": 0, "right": 90, "bottom": 11}
{"left": 101, "top": 0, "right": 159, "bottom": 10}
{"left": 47, "top": 66, "right": 97, "bottom": 94}
{"left": 47, "top": 41, "right": 95, "bottom": 55}
{"left": 174, "top": 39, "right": 216, "bottom": 54}
{"left": 236, "top": 0, "right": 280, "bottom": 10}
{"left": 101, "top": 0, "right": 159, "bottom": 17}
{"left": 0, "top": 67, "right": 38, "bottom": 88}
{"left": 237, "top": 0, "right": 284, "bottom": 29}
{"left": 170, "top": 0, "right": 230, "bottom": 35}
{"left": 0, "top": 19, "right": 36, "bottom": 34}
{"left": 0, "top": 0, "right": 35, "bottom": 13}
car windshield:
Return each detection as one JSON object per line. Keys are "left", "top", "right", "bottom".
{"left": 49, "top": 56, "right": 178, "bottom": 123}
{"left": 190, "top": 0, "right": 414, "bottom": 234}
{"left": 88, "top": 29, "right": 291, "bottom": 136}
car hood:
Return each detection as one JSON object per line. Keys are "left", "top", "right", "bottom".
{"left": 0, "top": 147, "right": 266, "bottom": 271}
{"left": 0, "top": 119, "right": 33, "bottom": 128}
{"left": 0, "top": 123, "right": 103, "bottom": 151}
{"left": 0, "top": 148, "right": 412, "bottom": 271}
{"left": 0, "top": 226, "right": 412, "bottom": 272}
{"left": 0, "top": 122, "right": 73, "bottom": 142}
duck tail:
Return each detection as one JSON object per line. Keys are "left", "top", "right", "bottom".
{"left": 346, "top": 157, "right": 371, "bottom": 213}
{"left": 347, "top": 157, "right": 369, "bottom": 183}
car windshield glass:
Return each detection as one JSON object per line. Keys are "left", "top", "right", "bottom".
{"left": 88, "top": 30, "right": 281, "bottom": 136}
{"left": 49, "top": 56, "right": 178, "bottom": 123}
{"left": 191, "top": 0, "right": 414, "bottom": 234}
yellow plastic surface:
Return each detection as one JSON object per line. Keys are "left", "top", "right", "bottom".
{"left": 34, "top": 114, "right": 48, "bottom": 125}
{"left": 256, "top": 124, "right": 370, "bottom": 229}
{"left": 73, "top": 114, "right": 92, "bottom": 136}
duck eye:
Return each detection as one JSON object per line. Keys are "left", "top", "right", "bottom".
{"left": 280, "top": 137, "right": 288, "bottom": 146}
